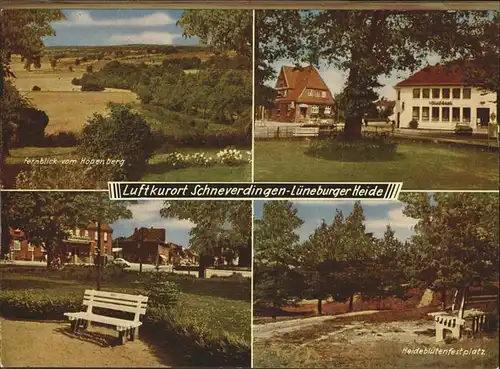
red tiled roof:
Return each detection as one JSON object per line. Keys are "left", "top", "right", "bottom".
{"left": 395, "top": 64, "right": 467, "bottom": 87}
{"left": 276, "top": 65, "right": 335, "bottom": 105}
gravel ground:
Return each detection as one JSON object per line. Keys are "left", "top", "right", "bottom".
{"left": 0, "top": 318, "right": 171, "bottom": 367}
{"left": 253, "top": 310, "right": 380, "bottom": 340}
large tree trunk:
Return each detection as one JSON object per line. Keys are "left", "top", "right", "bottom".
{"left": 46, "top": 240, "right": 55, "bottom": 268}
{"left": 344, "top": 116, "right": 363, "bottom": 140}
{"left": 198, "top": 253, "right": 208, "bottom": 279}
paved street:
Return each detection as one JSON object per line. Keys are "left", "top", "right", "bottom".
{"left": 2, "top": 260, "right": 251, "bottom": 278}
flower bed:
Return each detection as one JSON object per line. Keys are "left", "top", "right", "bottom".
{"left": 162, "top": 148, "right": 251, "bottom": 169}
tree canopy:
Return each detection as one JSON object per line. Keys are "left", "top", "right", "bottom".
{"left": 258, "top": 10, "right": 493, "bottom": 138}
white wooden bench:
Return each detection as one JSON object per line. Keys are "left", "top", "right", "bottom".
{"left": 428, "top": 287, "right": 498, "bottom": 343}
{"left": 64, "top": 289, "right": 148, "bottom": 344}
{"left": 293, "top": 127, "right": 320, "bottom": 137}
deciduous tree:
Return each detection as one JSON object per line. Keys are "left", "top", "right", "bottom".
{"left": 400, "top": 192, "right": 499, "bottom": 309}
{"left": 159, "top": 201, "right": 252, "bottom": 277}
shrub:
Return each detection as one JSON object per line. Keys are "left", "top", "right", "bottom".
{"left": 306, "top": 136, "right": 398, "bottom": 162}
{"left": 31, "top": 85, "right": 41, "bottom": 91}
{"left": 86, "top": 65, "right": 93, "bottom": 73}
{"left": 68, "top": 65, "right": 73, "bottom": 72}
{"left": 14, "top": 107, "right": 49, "bottom": 147}
{"left": 78, "top": 103, "right": 154, "bottom": 181}
{"left": 0, "top": 290, "right": 82, "bottom": 319}
{"left": 44, "top": 131, "right": 79, "bottom": 147}
{"left": 75, "top": 58, "right": 81, "bottom": 65}
{"left": 141, "top": 272, "right": 180, "bottom": 309}
{"left": 71, "top": 77, "right": 81, "bottom": 85}
{"left": 144, "top": 307, "right": 250, "bottom": 367}
{"left": 81, "top": 83, "right": 105, "bottom": 92}
{"left": 409, "top": 119, "right": 419, "bottom": 129}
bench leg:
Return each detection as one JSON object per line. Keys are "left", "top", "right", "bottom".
{"left": 70, "top": 320, "right": 78, "bottom": 333}
{"left": 118, "top": 330, "right": 127, "bottom": 345}
{"left": 436, "top": 325, "right": 444, "bottom": 343}
{"left": 129, "top": 327, "right": 139, "bottom": 341}
{"left": 82, "top": 320, "right": 90, "bottom": 330}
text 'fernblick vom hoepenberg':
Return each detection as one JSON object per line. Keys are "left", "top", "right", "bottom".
{"left": 107, "top": 182, "right": 403, "bottom": 200}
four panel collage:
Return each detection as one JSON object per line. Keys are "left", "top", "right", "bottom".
{"left": 0, "top": 3, "right": 498, "bottom": 369}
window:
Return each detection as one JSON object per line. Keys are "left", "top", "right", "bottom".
{"left": 94, "top": 231, "right": 98, "bottom": 241}
{"left": 397, "top": 89, "right": 401, "bottom": 100}
{"left": 463, "top": 88, "right": 471, "bottom": 99}
{"left": 307, "top": 89, "right": 313, "bottom": 97}
{"left": 75, "top": 229, "right": 80, "bottom": 236}
{"left": 462, "top": 107, "right": 471, "bottom": 122}
{"left": 104, "top": 232, "right": 108, "bottom": 242}
{"left": 422, "top": 107, "right": 430, "bottom": 121}
{"left": 452, "top": 88, "right": 460, "bottom": 99}
{"left": 321, "top": 91, "right": 326, "bottom": 98}
{"left": 311, "top": 105, "right": 319, "bottom": 114}
{"left": 13, "top": 240, "right": 21, "bottom": 251}
{"left": 442, "top": 107, "right": 450, "bottom": 121}
{"left": 324, "top": 106, "right": 332, "bottom": 114}
{"left": 315, "top": 90, "right": 322, "bottom": 97}
{"left": 432, "top": 107, "right": 440, "bottom": 121}
{"left": 412, "top": 106, "right": 420, "bottom": 120}
{"left": 413, "top": 89, "right": 420, "bottom": 98}
{"left": 85, "top": 230, "right": 89, "bottom": 237}
{"left": 28, "top": 243, "right": 34, "bottom": 251}
{"left": 442, "top": 88, "right": 450, "bottom": 99}
{"left": 422, "top": 88, "right": 430, "bottom": 98}
{"left": 452, "top": 107, "right": 460, "bottom": 122}
{"left": 432, "top": 88, "right": 440, "bottom": 99}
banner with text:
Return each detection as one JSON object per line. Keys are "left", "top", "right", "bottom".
{"left": 108, "top": 182, "right": 403, "bottom": 200}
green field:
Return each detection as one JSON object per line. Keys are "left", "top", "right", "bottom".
{"left": 254, "top": 140, "right": 499, "bottom": 190}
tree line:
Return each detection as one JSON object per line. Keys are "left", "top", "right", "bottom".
{"left": 254, "top": 193, "right": 499, "bottom": 318}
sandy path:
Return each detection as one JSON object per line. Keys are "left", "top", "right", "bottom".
{"left": 0, "top": 318, "right": 171, "bottom": 367}
{"left": 253, "top": 310, "right": 380, "bottom": 340}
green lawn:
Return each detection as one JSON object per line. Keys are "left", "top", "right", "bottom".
{"left": 0, "top": 270, "right": 250, "bottom": 342}
{"left": 4, "top": 146, "right": 251, "bottom": 186}
{"left": 146, "top": 147, "right": 251, "bottom": 182}
{"left": 254, "top": 140, "right": 499, "bottom": 190}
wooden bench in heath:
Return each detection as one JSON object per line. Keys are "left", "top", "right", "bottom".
{"left": 428, "top": 287, "right": 498, "bottom": 343}
{"left": 293, "top": 127, "right": 320, "bottom": 138}
{"left": 64, "top": 289, "right": 148, "bottom": 344}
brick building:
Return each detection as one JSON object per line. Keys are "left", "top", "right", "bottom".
{"left": 266, "top": 65, "right": 335, "bottom": 123}
{"left": 7, "top": 223, "right": 113, "bottom": 263}
{"left": 119, "top": 227, "right": 183, "bottom": 265}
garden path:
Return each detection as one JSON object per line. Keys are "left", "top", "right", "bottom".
{"left": 0, "top": 318, "right": 171, "bottom": 367}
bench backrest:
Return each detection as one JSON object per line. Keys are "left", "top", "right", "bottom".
{"left": 83, "top": 289, "right": 148, "bottom": 322}
{"left": 451, "top": 287, "right": 499, "bottom": 319}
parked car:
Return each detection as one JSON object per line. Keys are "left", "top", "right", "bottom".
{"left": 112, "top": 258, "right": 131, "bottom": 268}
{"left": 454, "top": 123, "right": 473, "bottom": 136}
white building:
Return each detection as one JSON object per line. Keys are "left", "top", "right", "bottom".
{"left": 394, "top": 64, "right": 497, "bottom": 130}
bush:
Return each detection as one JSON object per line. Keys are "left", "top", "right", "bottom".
{"left": 409, "top": 119, "right": 419, "bottom": 129}
{"left": 141, "top": 272, "right": 180, "bottom": 309}
{"left": 144, "top": 307, "right": 250, "bottom": 367}
{"left": 0, "top": 290, "right": 82, "bottom": 319}
{"left": 44, "top": 131, "right": 79, "bottom": 147}
{"left": 81, "top": 83, "right": 105, "bottom": 92}
{"left": 78, "top": 103, "right": 154, "bottom": 181}
{"left": 306, "top": 136, "right": 398, "bottom": 162}
{"left": 71, "top": 77, "right": 81, "bottom": 85}
{"left": 86, "top": 65, "right": 93, "bottom": 73}
{"left": 31, "top": 85, "right": 41, "bottom": 91}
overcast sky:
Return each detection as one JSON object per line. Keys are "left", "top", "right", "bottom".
{"left": 43, "top": 10, "right": 200, "bottom": 46}
{"left": 254, "top": 200, "right": 418, "bottom": 242}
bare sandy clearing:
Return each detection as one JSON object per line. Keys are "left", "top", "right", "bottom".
{"left": 0, "top": 318, "right": 171, "bottom": 367}
{"left": 253, "top": 310, "right": 380, "bottom": 340}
